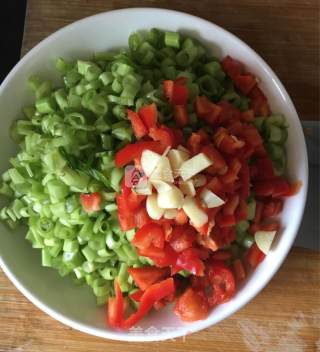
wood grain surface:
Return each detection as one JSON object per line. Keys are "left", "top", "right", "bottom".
{"left": 0, "top": 1, "right": 319, "bottom": 351}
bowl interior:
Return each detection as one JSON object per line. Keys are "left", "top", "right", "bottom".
{"left": 0, "top": 8, "right": 308, "bottom": 341}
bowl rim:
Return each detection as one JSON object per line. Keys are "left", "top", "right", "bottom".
{"left": 0, "top": 7, "right": 308, "bottom": 342}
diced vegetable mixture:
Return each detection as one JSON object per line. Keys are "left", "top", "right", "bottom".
{"left": 0, "top": 29, "right": 300, "bottom": 328}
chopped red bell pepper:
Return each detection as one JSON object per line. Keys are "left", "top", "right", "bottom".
{"left": 221, "top": 158, "right": 242, "bottom": 184}
{"left": 132, "top": 223, "right": 165, "bottom": 250}
{"left": 197, "top": 129, "right": 210, "bottom": 143}
{"left": 271, "top": 177, "right": 292, "bottom": 198}
{"left": 211, "top": 250, "right": 232, "bottom": 261}
{"left": 161, "top": 221, "right": 173, "bottom": 241}
{"left": 242, "top": 125, "right": 263, "bottom": 148}
{"left": 238, "top": 162, "right": 250, "bottom": 198}
{"left": 223, "top": 194, "right": 240, "bottom": 216}
{"left": 175, "top": 77, "right": 188, "bottom": 85}
{"left": 234, "top": 74, "right": 257, "bottom": 95}
{"left": 241, "top": 109, "right": 255, "bottom": 122}
{"left": 144, "top": 244, "right": 178, "bottom": 268}
{"left": 201, "top": 145, "right": 227, "bottom": 175}
{"left": 226, "top": 119, "right": 243, "bottom": 136}
{"left": 253, "top": 201, "right": 264, "bottom": 224}
{"left": 115, "top": 141, "right": 167, "bottom": 167}
{"left": 129, "top": 289, "right": 144, "bottom": 302}
{"left": 80, "top": 192, "right": 101, "bottom": 213}
{"left": 171, "top": 82, "right": 188, "bottom": 105}
{"left": 173, "top": 105, "right": 189, "bottom": 127}
{"left": 221, "top": 55, "right": 244, "bottom": 80}
{"left": 174, "top": 287, "right": 209, "bottom": 322}
{"left": 169, "top": 225, "right": 196, "bottom": 252}
{"left": 236, "top": 198, "right": 248, "bottom": 221}
{"left": 253, "top": 177, "right": 291, "bottom": 198}
{"left": 128, "top": 266, "right": 170, "bottom": 291}
{"left": 214, "top": 127, "right": 244, "bottom": 154}
{"left": 218, "top": 214, "right": 237, "bottom": 227}
{"left": 134, "top": 206, "right": 152, "bottom": 228}
{"left": 163, "top": 79, "right": 189, "bottom": 105}
{"left": 121, "top": 178, "right": 131, "bottom": 198}
{"left": 138, "top": 103, "right": 158, "bottom": 129}
{"left": 194, "top": 96, "right": 221, "bottom": 125}
{"left": 286, "top": 180, "right": 302, "bottom": 196}
{"left": 204, "top": 103, "right": 222, "bottom": 125}
{"left": 174, "top": 248, "right": 205, "bottom": 276}
{"left": 248, "top": 86, "right": 270, "bottom": 117}
{"left": 149, "top": 125, "right": 175, "bottom": 147}
{"left": 197, "top": 233, "right": 219, "bottom": 251}
{"left": 262, "top": 200, "right": 283, "bottom": 218}
{"left": 116, "top": 194, "right": 136, "bottom": 231}
{"left": 126, "top": 191, "right": 146, "bottom": 211}
{"left": 253, "top": 157, "right": 275, "bottom": 180}
{"left": 245, "top": 243, "right": 266, "bottom": 268}
{"left": 233, "top": 259, "right": 246, "bottom": 281}
{"left": 122, "top": 278, "right": 175, "bottom": 329}
{"left": 175, "top": 209, "right": 189, "bottom": 225}
{"left": 171, "top": 128, "right": 184, "bottom": 146}
{"left": 163, "top": 80, "right": 174, "bottom": 100}
{"left": 218, "top": 101, "right": 241, "bottom": 124}
{"left": 260, "top": 221, "right": 280, "bottom": 232}
{"left": 107, "top": 280, "right": 124, "bottom": 329}
{"left": 194, "top": 96, "right": 213, "bottom": 117}
{"left": 206, "top": 260, "right": 236, "bottom": 306}
{"left": 187, "top": 132, "right": 202, "bottom": 154}
{"left": 127, "top": 109, "right": 148, "bottom": 139}
{"left": 206, "top": 177, "right": 224, "bottom": 196}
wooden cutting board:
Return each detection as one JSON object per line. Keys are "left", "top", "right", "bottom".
{"left": 1, "top": 1, "right": 319, "bottom": 351}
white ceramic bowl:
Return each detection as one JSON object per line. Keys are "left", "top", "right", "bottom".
{"left": 0, "top": 8, "right": 308, "bottom": 342}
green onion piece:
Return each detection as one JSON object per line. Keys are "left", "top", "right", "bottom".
{"left": 85, "top": 65, "right": 102, "bottom": 82}
{"left": 118, "top": 262, "right": 130, "bottom": 292}
{"left": 0, "top": 182, "right": 13, "bottom": 197}
{"left": 176, "top": 47, "right": 198, "bottom": 67}
{"left": 35, "top": 97, "right": 57, "bottom": 114}
{"left": 197, "top": 75, "right": 223, "bottom": 97}
{"left": 273, "top": 153, "right": 287, "bottom": 176}
{"left": 100, "top": 267, "right": 118, "bottom": 280}
{"left": 267, "top": 143, "right": 284, "bottom": 161}
{"left": 58, "top": 167, "right": 89, "bottom": 192}
{"left": 236, "top": 220, "right": 250, "bottom": 234}
{"left": 242, "top": 235, "right": 255, "bottom": 249}
{"left": 112, "top": 79, "right": 123, "bottom": 94}
{"left": 269, "top": 126, "right": 284, "bottom": 143}
{"left": 55, "top": 58, "right": 73, "bottom": 73}
{"left": 92, "top": 278, "right": 110, "bottom": 297}
{"left": 204, "top": 61, "right": 225, "bottom": 81}
{"left": 110, "top": 168, "right": 124, "bottom": 192}
{"left": 147, "top": 28, "right": 163, "bottom": 47}
{"left": 125, "top": 229, "right": 136, "bottom": 242}
{"left": 23, "top": 106, "right": 36, "bottom": 119}
{"left": 253, "top": 116, "right": 266, "bottom": 132}
{"left": 105, "top": 230, "right": 122, "bottom": 249}
{"left": 41, "top": 248, "right": 52, "bottom": 267}
{"left": 247, "top": 199, "right": 256, "bottom": 220}
{"left": 82, "top": 245, "right": 97, "bottom": 262}
{"left": 63, "top": 239, "right": 79, "bottom": 253}
{"left": 82, "top": 261, "right": 95, "bottom": 273}
{"left": 178, "top": 270, "right": 191, "bottom": 277}
{"left": 105, "top": 203, "right": 117, "bottom": 213}
{"left": 99, "top": 72, "right": 113, "bottom": 86}
{"left": 165, "top": 31, "right": 180, "bottom": 49}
